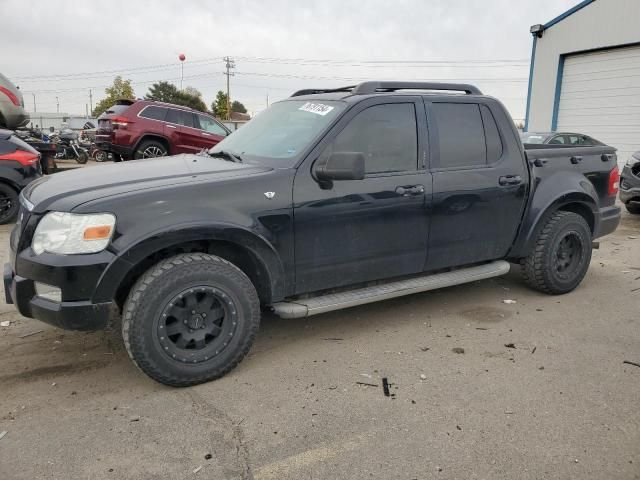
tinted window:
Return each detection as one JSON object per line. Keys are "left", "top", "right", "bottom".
{"left": 166, "top": 108, "right": 194, "bottom": 128}
{"left": 139, "top": 106, "right": 167, "bottom": 121}
{"left": 548, "top": 135, "right": 566, "bottom": 145}
{"left": 432, "top": 103, "right": 486, "bottom": 168}
{"left": 103, "top": 104, "right": 130, "bottom": 115}
{"left": 480, "top": 105, "right": 503, "bottom": 162}
{"left": 331, "top": 103, "right": 417, "bottom": 174}
{"left": 196, "top": 114, "right": 228, "bottom": 136}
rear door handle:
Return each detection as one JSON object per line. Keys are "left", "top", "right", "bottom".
{"left": 498, "top": 175, "right": 522, "bottom": 186}
{"left": 396, "top": 185, "right": 425, "bottom": 196}
{"left": 570, "top": 156, "right": 583, "bottom": 164}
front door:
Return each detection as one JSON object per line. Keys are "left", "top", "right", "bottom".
{"left": 293, "top": 98, "right": 432, "bottom": 294}
{"left": 425, "top": 99, "right": 528, "bottom": 270}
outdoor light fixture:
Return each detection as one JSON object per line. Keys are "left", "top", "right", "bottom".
{"left": 530, "top": 24, "right": 545, "bottom": 38}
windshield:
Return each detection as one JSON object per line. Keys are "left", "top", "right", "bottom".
{"left": 208, "top": 100, "right": 346, "bottom": 166}
{"left": 520, "top": 133, "right": 548, "bottom": 144}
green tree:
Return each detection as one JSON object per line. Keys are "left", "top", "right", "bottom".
{"left": 92, "top": 76, "right": 135, "bottom": 117}
{"left": 145, "top": 81, "right": 207, "bottom": 112}
{"left": 212, "top": 90, "right": 228, "bottom": 118}
{"left": 231, "top": 100, "right": 247, "bottom": 114}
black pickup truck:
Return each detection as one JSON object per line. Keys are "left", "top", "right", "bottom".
{"left": 4, "top": 82, "right": 621, "bottom": 386}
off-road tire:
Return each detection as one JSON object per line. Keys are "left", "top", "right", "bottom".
{"left": 122, "top": 253, "right": 260, "bottom": 387}
{"left": 134, "top": 140, "right": 167, "bottom": 159}
{"left": 0, "top": 183, "right": 19, "bottom": 224}
{"left": 520, "top": 211, "right": 592, "bottom": 295}
{"left": 625, "top": 203, "right": 640, "bottom": 215}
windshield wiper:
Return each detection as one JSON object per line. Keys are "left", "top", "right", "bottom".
{"left": 209, "top": 150, "right": 243, "bottom": 163}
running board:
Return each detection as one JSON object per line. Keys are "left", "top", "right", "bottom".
{"left": 271, "top": 260, "right": 510, "bottom": 319}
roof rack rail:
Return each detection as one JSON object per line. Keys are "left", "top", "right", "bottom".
{"left": 291, "top": 86, "right": 356, "bottom": 97}
{"left": 351, "top": 81, "right": 482, "bottom": 95}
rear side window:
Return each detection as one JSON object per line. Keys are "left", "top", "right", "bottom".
{"left": 480, "top": 105, "right": 503, "bottom": 162}
{"left": 548, "top": 135, "right": 566, "bottom": 145}
{"left": 166, "top": 108, "right": 195, "bottom": 128}
{"left": 432, "top": 103, "right": 486, "bottom": 168}
{"left": 139, "top": 106, "right": 167, "bottom": 121}
{"left": 330, "top": 103, "right": 418, "bottom": 174}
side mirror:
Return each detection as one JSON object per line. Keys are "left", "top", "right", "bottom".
{"left": 314, "top": 152, "right": 365, "bottom": 182}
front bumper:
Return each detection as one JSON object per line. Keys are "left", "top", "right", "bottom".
{"left": 5, "top": 209, "right": 116, "bottom": 331}
{"left": 4, "top": 263, "right": 111, "bottom": 330}
{"left": 619, "top": 164, "right": 640, "bottom": 205}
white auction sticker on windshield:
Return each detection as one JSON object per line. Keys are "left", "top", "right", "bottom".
{"left": 299, "top": 102, "right": 334, "bottom": 116}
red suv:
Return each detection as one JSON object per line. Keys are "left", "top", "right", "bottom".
{"left": 95, "top": 100, "right": 230, "bottom": 160}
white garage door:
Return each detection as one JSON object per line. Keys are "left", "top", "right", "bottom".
{"left": 556, "top": 44, "right": 640, "bottom": 165}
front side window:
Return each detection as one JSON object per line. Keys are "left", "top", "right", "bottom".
{"left": 196, "top": 114, "right": 228, "bottom": 136}
{"left": 329, "top": 103, "right": 418, "bottom": 174}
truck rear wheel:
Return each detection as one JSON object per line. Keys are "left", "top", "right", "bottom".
{"left": 520, "top": 211, "right": 592, "bottom": 295}
{"left": 122, "top": 253, "right": 260, "bottom": 386}
{"left": 626, "top": 203, "right": 640, "bottom": 215}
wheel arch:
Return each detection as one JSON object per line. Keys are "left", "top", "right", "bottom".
{"left": 133, "top": 134, "right": 171, "bottom": 155}
{"left": 95, "top": 225, "right": 286, "bottom": 308}
{"left": 509, "top": 192, "right": 597, "bottom": 259}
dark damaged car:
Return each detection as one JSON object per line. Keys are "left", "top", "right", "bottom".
{"left": 5, "top": 81, "right": 621, "bottom": 386}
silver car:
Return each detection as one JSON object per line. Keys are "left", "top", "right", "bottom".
{"left": 0, "top": 73, "right": 29, "bottom": 129}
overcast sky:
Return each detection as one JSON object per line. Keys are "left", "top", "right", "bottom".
{"left": 2, "top": 0, "right": 578, "bottom": 120}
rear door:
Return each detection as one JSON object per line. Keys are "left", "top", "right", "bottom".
{"left": 165, "top": 108, "right": 200, "bottom": 154}
{"left": 425, "top": 99, "right": 527, "bottom": 270}
{"left": 293, "top": 97, "right": 432, "bottom": 293}
{"left": 194, "top": 114, "right": 229, "bottom": 149}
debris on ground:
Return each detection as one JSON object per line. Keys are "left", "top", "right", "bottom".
{"left": 505, "top": 343, "right": 516, "bottom": 349}
{"left": 18, "top": 330, "right": 44, "bottom": 338}
{"left": 502, "top": 299, "right": 517, "bottom": 304}
{"left": 129, "top": 416, "right": 140, "bottom": 422}
{"left": 193, "top": 465, "right": 202, "bottom": 474}
{"left": 204, "top": 454, "right": 212, "bottom": 460}
{"left": 531, "top": 346, "right": 537, "bottom": 354}
{"left": 419, "top": 346, "right": 430, "bottom": 351}
{"left": 476, "top": 327, "right": 488, "bottom": 330}
{"left": 505, "top": 410, "right": 515, "bottom": 415}
{"left": 0, "top": 431, "right": 7, "bottom": 441}
{"left": 323, "top": 338, "right": 343, "bottom": 341}
{"left": 0, "top": 321, "right": 11, "bottom": 327}
{"left": 382, "top": 377, "right": 391, "bottom": 397}
{"left": 623, "top": 360, "right": 640, "bottom": 368}
{"left": 420, "top": 374, "right": 427, "bottom": 380}
{"left": 360, "top": 373, "right": 372, "bottom": 379}
{"left": 356, "top": 382, "right": 378, "bottom": 387}
{"left": 436, "top": 466, "right": 442, "bottom": 472}
{"left": 452, "top": 347, "right": 465, "bottom": 354}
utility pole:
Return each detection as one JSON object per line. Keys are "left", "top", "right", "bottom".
{"left": 89, "top": 90, "right": 93, "bottom": 114}
{"left": 85, "top": 104, "right": 89, "bottom": 117}
{"left": 56, "top": 97, "right": 59, "bottom": 113}
{"left": 223, "top": 56, "right": 235, "bottom": 120}
{"left": 32, "top": 93, "right": 36, "bottom": 113}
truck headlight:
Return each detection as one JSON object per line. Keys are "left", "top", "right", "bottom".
{"left": 32, "top": 212, "right": 116, "bottom": 255}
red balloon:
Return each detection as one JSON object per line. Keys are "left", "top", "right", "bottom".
{"left": 179, "top": 53, "right": 186, "bottom": 61}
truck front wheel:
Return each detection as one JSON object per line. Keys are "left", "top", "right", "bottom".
{"left": 122, "top": 253, "right": 260, "bottom": 386}
{"left": 520, "top": 211, "right": 592, "bottom": 295}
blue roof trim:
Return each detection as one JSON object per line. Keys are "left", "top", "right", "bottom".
{"left": 544, "top": 0, "right": 596, "bottom": 29}
{"left": 523, "top": 36, "right": 537, "bottom": 132}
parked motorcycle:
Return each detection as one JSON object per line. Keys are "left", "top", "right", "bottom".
{"left": 53, "top": 129, "right": 89, "bottom": 164}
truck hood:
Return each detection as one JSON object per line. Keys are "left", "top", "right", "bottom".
{"left": 23, "top": 154, "right": 271, "bottom": 213}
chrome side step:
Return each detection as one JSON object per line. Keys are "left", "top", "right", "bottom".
{"left": 271, "top": 260, "right": 510, "bottom": 319}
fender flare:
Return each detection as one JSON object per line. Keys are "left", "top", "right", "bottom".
{"left": 92, "top": 223, "right": 286, "bottom": 304}
{"left": 509, "top": 190, "right": 597, "bottom": 259}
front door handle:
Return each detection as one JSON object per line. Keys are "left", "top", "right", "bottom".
{"left": 498, "top": 175, "right": 522, "bottom": 186}
{"left": 396, "top": 185, "right": 425, "bottom": 196}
